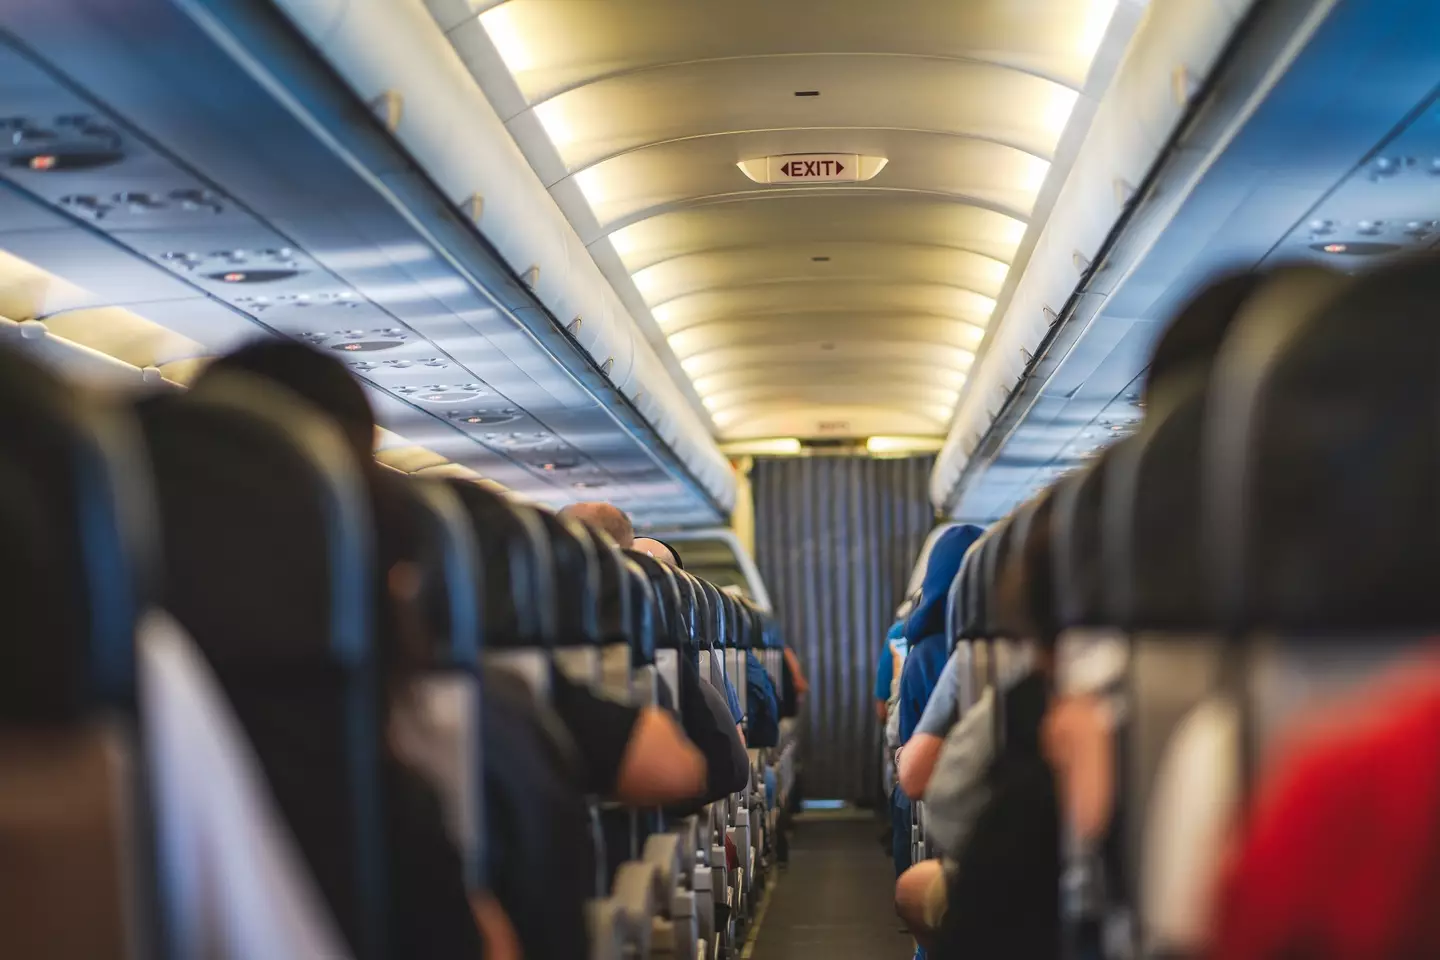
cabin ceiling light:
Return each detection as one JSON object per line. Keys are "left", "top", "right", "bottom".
{"left": 478, "top": 3, "right": 534, "bottom": 74}
{"left": 720, "top": 438, "right": 802, "bottom": 456}
{"left": 866, "top": 436, "right": 944, "bottom": 456}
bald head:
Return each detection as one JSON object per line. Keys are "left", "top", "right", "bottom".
{"left": 558, "top": 501, "right": 634, "bottom": 548}
{"left": 632, "top": 537, "right": 678, "bottom": 567}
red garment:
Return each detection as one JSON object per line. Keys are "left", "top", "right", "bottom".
{"left": 782, "top": 648, "right": 809, "bottom": 699}
{"left": 1210, "top": 658, "right": 1440, "bottom": 959}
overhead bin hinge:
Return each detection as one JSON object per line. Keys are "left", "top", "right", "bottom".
{"left": 1043, "top": 306, "right": 1059, "bottom": 326}
{"left": 1113, "top": 178, "right": 1136, "bottom": 207}
{"left": 463, "top": 193, "right": 484, "bottom": 224}
{"left": 600, "top": 356, "right": 614, "bottom": 377}
{"left": 1171, "top": 66, "right": 1199, "bottom": 107}
{"left": 14, "top": 319, "right": 48, "bottom": 340}
{"left": 566, "top": 317, "right": 583, "bottom": 336}
{"left": 521, "top": 265, "right": 540, "bottom": 288}
{"left": 369, "top": 91, "right": 404, "bottom": 133}
{"left": 1072, "top": 251, "right": 1092, "bottom": 274}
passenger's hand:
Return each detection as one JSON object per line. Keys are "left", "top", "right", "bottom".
{"left": 1043, "top": 694, "right": 1115, "bottom": 844}
{"left": 470, "top": 892, "right": 523, "bottom": 960}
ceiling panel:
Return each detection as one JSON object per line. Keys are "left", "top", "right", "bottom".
{"left": 606, "top": 196, "right": 1026, "bottom": 270}
{"left": 436, "top": 0, "right": 1135, "bottom": 440}
{"left": 473, "top": 0, "right": 1107, "bottom": 102}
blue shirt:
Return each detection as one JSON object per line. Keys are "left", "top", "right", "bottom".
{"left": 723, "top": 677, "right": 744, "bottom": 725}
{"left": 874, "top": 623, "right": 907, "bottom": 701}
{"left": 898, "top": 634, "right": 952, "bottom": 745}
{"left": 744, "top": 652, "right": 780, "bottom": 748}
{"left": 875, "top": 641, "right": 895, "bottom": 702}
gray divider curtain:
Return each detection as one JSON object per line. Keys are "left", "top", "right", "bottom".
{"left": 752, "top": 455, "right": 935, "bottom": 804}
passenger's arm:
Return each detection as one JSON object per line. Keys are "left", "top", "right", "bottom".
{"left": 470, "top": 892, "right": 523, "bottom": 960}
{"left": 898, "top": 732, "right": 945, "bottom": 800}
{"left": 614, "top": 706, "right": 706, "bottom": 805}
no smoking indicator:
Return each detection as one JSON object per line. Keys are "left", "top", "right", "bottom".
{"left": 737, "top": 154, "right": 888, "bottom": 184}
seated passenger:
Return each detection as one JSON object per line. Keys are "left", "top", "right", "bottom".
{"left": 891, "top": 526, "right": 983, "bottom": 880}
{"left": 666, "top": 654, "right": 751, "bottom": 816}
{"left": 481, "top": 667, "right": 595, "bottom": 960}
{"left": 930, "top": 652, "right": 1060, "bottom": 960}
{"left": 547, "top": 508, "right": 707, "bottom": 803}
{"left": 876, "top": 620, "right": 908, "bottom": 723}
{"left": 558, "top": 501, "right": 634, "bottom": 548}
{"left": 745, "top": 649, "right": 781, "bottom": 748}
{"left": 780, "top": 646, "right": 808, "bottom": 717}
{"left": 549, "top": 666, "right": 705, "bottom": 804}
{"left": 1207, "top": 656, "right": 1440, "bottom": 959}
{"left": 194, "top": 340, "right": 513, "bottom": 959}
{"left": 896, "top": 526, "right": 986, "bottom": 747}
{"left": 897, "top": 651, "right": 961, "bottom": 800}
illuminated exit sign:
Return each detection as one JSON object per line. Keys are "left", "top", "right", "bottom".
{"left": 737, "top": 154, "right": 888, "bottom": 184}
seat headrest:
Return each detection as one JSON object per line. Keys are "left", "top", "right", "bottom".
{"left": 993, "top": 494, "right": 1052, "bottom": 641}
{"left": 378, "top": 474, "right": 481, "bottom": 667}
{"left": 699, "top": 580, "right": 730, "bottom": 649}
{"left": 136, "top": 371, "right": 387, "bottom": 958}
{"left": 579, "top": 526, "right": 630, "bottom": 645}
{"left": 137, "top": 372, "right": 374, "bottom": 670}
{"left": 1053, "top": 441, "right": 1129, "bottom": 630}
{"left": 975, "top": 515, "right": 1014, "bottom": 637}
{"left": 621, "top": 559, "right": 659, "bottom": 666}
{"left": 1106, "top": 266, "right": 1328, "bottom": 632}
{"left": 0, "top": 346, "right": 156, "bottom": 724}
{"left": 624, "top": 551, "right": 685, "bottom": 649}
{"left": 534, "top": 511, "right": 600, "bottom": 647}
{"left": 1209, "top": 256, "right": 1440, "bottom": 630}
{"left": 953, "top": 535, "right": 987, "bottom": 642}
{"left": 989, "top": 510, "right": 1039, "bottom": 638}
{"left": 680, "top": 572, "right": 713, "bottom": 652}
{"left": 447, "top": 482, "right": 554, "bottom": 649}
{"left": 732, "top": 598, "right": 756, "bottom": 651}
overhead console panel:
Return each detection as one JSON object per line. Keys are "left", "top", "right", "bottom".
{"left": 932, "top": 0, "right": 1440, "bottom": 520}
{"left": 257, "top": 0, "right": 735, "bottom": 515}
{"left": 0, "top": 0, "right": 734, "bottom": 527}
{"left": 930, "top": 0, "right": 1263, "bottom": 513}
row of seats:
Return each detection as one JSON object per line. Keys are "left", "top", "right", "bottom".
{"left": 899, "top": 255, "right": 1440, "bottom": 958}
{"left": 0, "top": 340, "right": 800, "bottom": 960}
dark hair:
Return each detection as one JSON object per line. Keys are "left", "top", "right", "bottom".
{"left": 200, "top": 338, "right": 376, "bottom": 461}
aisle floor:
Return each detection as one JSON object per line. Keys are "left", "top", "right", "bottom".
{"left": 748, "top": 814, "right": 914, "bottom": 960}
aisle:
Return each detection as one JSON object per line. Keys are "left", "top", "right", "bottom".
{"left": 747, "top": 813, "right": 914, "bottom": 960}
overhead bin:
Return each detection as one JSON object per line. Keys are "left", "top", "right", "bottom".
{"left": 266, "top": 0, "right": 734, "bottom": 512}
{"left": 930, "top": 0, "right": 1261, "bottom": 512}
